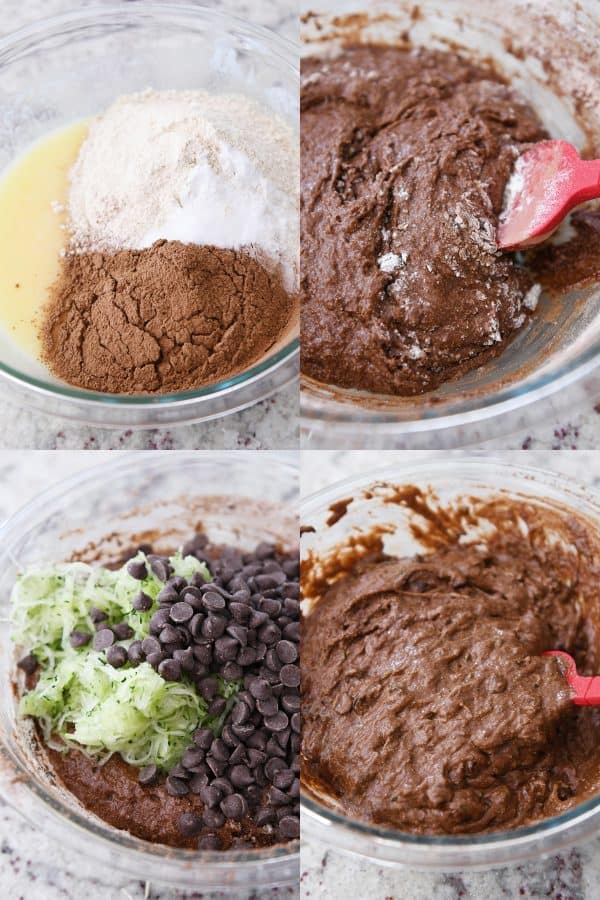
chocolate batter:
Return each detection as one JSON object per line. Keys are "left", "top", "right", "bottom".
{"left": 302, "top": 493, "right": 600, "bottom": 834}
{"left": 301, "top": 46, "right": 548, "bottom": 394}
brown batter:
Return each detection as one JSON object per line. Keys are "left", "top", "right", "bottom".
{"left": 301, "top": 45, "right": 549, "bottom": 395}
{"left": 46, "top": 748, "right": 272, "bottom": 850}
{"left": 302, "top": 492, "right": 600, "bottom": 834}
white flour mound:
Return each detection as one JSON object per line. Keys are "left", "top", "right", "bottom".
{"left": 68, "top": 89, "right": 299, "bottom": 287}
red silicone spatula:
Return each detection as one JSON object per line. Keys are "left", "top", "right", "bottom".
{"left": 544, "top": 650, "right": 600, "bottom": 706}
{"left": 497, "top": 140, "right": 600, "bottom": 250}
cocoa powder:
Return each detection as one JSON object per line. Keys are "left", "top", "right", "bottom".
{"left": 40, "top": 240, "right": 295, "bottom": 394}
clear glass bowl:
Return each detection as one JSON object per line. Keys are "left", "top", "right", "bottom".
{"left": 301, "top": 458, "right": 600, "bottom": 869}
{"left": 0, "top": 4, "right": 298, "bottom": 428}
{"left": 0, "top": 451, "right": 299, "bottom": 890}
{"left": 300, "top": 0, "right": 600, "bottom": 447}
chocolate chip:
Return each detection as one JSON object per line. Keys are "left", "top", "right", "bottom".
{"left": 170, "top": 601, "right": 194, "bottom": 623}
{"left": 281, "top": 693, "right": 300, "bottom": 713}
{"left": 272, "top": 768, "right": 294, "bottom": 790}
{"left": 214, "top": 636, "right": 239, "bottom": 662}
{"left": 69, "top": 630, "right": 92, "bottom": 649}
{"left": 276, "top": 640, "right": 298, "bottom": 664}
{"left": 159, "top": 623, "right": 180, "bottom": 645}
{"left": 265, "top": 757, "right": 286, "bottom": 780}
{"left": 149, "top": 608, "right": 171, "bottom": 634}
{"left": 146, "top": 650, "right": 166, "bottom": 669}
{"left": 260, "top": 597, "right": 282, "bottom": 617}
{"left": 202, "top": 591, "right": 226, "bottom": 612}
{"left": 133, "top": 591, "right": 153, "bottom": 612}
{"left": 249, "top": 677, "right": 272, "bottom": 700}
{"left": 113, "top": 622, "right": 134, "bottom": 640}
{"left": 255, "top": 806, "right": 276, "bottom": 826}
{"left": 265, "top": 711, "right": 289, "bottom": 732}
{"left": 220, "top": 793, "right": 248, "bottom": 821}
{"left": 230, "top": 765, "right": 254, "bottom": 788}
{"left": 279, "top": 816, "right": 299, "bottom": 838}
{"left": 189, "top": 772, "right": 209, "bottom": 793}
{"left": 141, "top": 635, "right": 161, "bottom": 656}
{"left": 210, "top": 738, "right": 230, "bottom": 762}
{"left": 237, "top": 646, "right": 257, "bottom": 666}
{"left": 283, "top": 622, "right": 300, "bottom": 643}
{"left": 17, "top": 654, "right": 38, "bottom": 675}
{"left": 291, "top": 712, "right": 300, "bottom": 734}
{"left": 106, "top": 644, "right": 128, "bottom": 668}
{"left": 270, "top": 786, "right": 292, "bottom": 806}
{"left": 177, "top": 811, "right": 203, "bottom": 837}
{"left": 202, "top": 808, "right": 225, "bottom": 829}
{"left": 232, "top": 702, "right": 250, "bottom": 726}
{"left": 229, "top": 602, "right": 251, "bottom": 624}
{"left": 228, "top": 744, "right": 246, "bottom": 766}
{"left": 93, "top": 628, "right": 114, "bottom": 651}
{"left": 222, "top": 662, "right": 243, "bottom": 682}
{"left": 257, "top": 696, "right": 279, "bottom": 717}
{"left": 158, "top": 658, "right": 181, "bottom": 681}
{"left": 89, "top": 606, "right": 107, "bottom": 623}
{"left": 127, "top": 560, "right": 148, "bottom": 580}
{"left": 166, "top": 775, "right": 189, "bottom": 796}
{"left": 208, "top": 697, "right": 226, "bottom": 717}
{"left": 280, "top": 664, "right": 300, "bottom": 687}
{"left": 148, "top": 555, "right": 171, "bottom": 582}
{"left": 202, "top": 615, "right": 226, "bottom": 639}
{"left": 193, "top": 727, "right": 214, "bottom": 750}
{"left": 138, "top": 764, "right": 158, "bottom": 785}
{"left": 198, "top": 833, "right": 222, "bottom": 850}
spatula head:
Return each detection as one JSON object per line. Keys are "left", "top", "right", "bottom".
{"left": 497, "top": 140, "right": 581, "bottom": 250}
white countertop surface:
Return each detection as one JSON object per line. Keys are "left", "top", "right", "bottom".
{"left": 300, "top": 450, "right": 600, "bottom": 900}
{"left": 0, "top": 0, "right": 298, "bottom": 451}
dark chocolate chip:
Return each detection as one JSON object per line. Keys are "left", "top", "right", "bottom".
{"left": 220, "top": 793, "right": 248, "bottom": 821}
{"left": 158, "top": 658, "right": 182, "bottom": 681}
{"left": 279, "top": 816, "right": 299, "bottom": 838}
{"left": 166, "top": 775, "right": 189, "bottom": 797}
{"left": 127, "top": 560, "right": 148, "bottom": 580}
{"left": 17, "top": 654, "right": 38, "bottom": 675}
{"left": 106, "top": 644, "right": 128, "bottom": 668}
{"left": 280, "top": 664, "right": 300, "bottom": 687}
{"left": 265, "top": 711, "right": 289, "bottom": 732}
{"left": 189, "top": 772, "right": 209, "bottom": 793}
{"left": 276, "top": 640, "right": 298, "bottom": 664}
{"left": 198, "top": 833, "right": 222, "bottom": 850}
{"left": 89, "top": 606, "right": 107, "bottom": 623}
{"left": 113, "top": 622, "right": 134, "bottom": 640}
{"left": 202, "top": 808, "right": 225, "bottom": 828}
{"left": 141, "top": 635, "right": 161, "bottom": 656}
{"left": 133, "top": 591, "right": 153, "bottom": 612}
{"left": 177, "top": 811, "right": 203, "bottom": 837}
{"left": 255, "top": 806, "right": 276, "bottom": 826}
{"left": 69, "top": 630, "right": 92, "bottom": 649}
{"left": 148, "top": 555, "right": 171, "bottom": 582}
{"left": 93, "top": 628, "right": 114, "bottom": 651}
{"left": 193, "top": 727, "right": 214, "bottom": 750}
{"left": 230, "top": 765, "right": 254, "bottom": 788}
{"left": 202, "top": 591, "right": 226, "bottom": 612}
{"left": 170, "top": 601, "right": 194, "bottom": 623}
{"left": 248, "top": 677, "right": 272, "bottom": 700}
{"left": 159, "top": 623, "right": 180, "bottom": 645}
{"left": 138, "top": 764, "right": 158, "bottom": 786}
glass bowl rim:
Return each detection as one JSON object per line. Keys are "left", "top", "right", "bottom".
{"left": 0, "top": 450, "right": 299, "bottom": 883}
{"left": 300, "top": 456, "right": 600, "bottom": 866}
{"left": 0, "top": 2, "right": 299, "bottom": 411}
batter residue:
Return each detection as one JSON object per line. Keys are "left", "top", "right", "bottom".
{"left": 302, "top": 491, "right": 600, "bottom": 834}
{"left": 301, "top": 45, "right": 548, "bottom": 395}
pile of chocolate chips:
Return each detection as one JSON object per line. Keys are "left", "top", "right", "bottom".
{"left": 83, "top": 534, "right": 299, "bottom": 848}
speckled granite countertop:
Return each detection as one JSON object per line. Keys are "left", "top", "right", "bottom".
{"left": 0, "top": 0, "right": 298, "bottom": 451}
{"left": 0, "top": 450, "right": 299, "bottom": 899}
{"left": 300, "top": 450, "right": 600, "bottom": 900}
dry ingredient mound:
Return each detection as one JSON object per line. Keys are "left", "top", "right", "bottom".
{"left": 40, "top": 240, "right": 295, "bottom": 394}
{"left": 68, "top": 90, "right": 299, "bottom": 290}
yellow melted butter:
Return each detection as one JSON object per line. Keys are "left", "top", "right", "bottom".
{"left": 0, "top": 120, "right": 88, "bottom": 358}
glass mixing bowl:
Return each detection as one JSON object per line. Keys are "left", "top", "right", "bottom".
{"left": 0, "top": 4, "right": 298, "bottom": 428}
{"left": 300, "top": 0, "right": 600, "bottom": 448}
{"left": 0, "top": 452, "right": 299, "bottom": 890}
{"left": 301, "top": 458, "right": 600, "bottom": 869}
